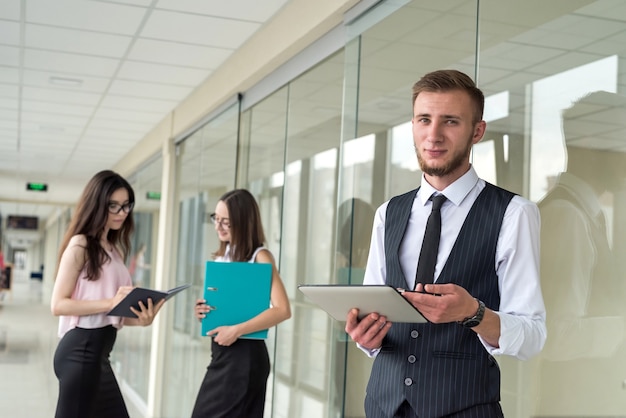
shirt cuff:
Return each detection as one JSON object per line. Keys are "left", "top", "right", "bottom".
{"left": 480, "top": 312, "right": 545, "bottom": 360}
{"left": 357, "top": 342, "right": 380, "bottom": 358}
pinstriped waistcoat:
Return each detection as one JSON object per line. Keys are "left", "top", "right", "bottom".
{"left": 365, "top": 183, "right": 514, "bottom": 418}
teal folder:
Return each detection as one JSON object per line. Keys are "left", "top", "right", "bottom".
{"left": 201, "top": 261, "right": 272, "bottom": 339}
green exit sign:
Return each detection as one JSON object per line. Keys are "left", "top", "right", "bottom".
{"left": 146, "top": 191, "right": 161, "bottom": 200}
{"left": 26, "top": 182, "right": 48, "bottom": 192}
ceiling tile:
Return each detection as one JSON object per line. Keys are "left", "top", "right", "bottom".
{"left": 0, "top": 108, "right": 18, "bottom": 121}
{"left": 25, "top": 24, "right": 133, "bottom": 57}
{"left": 0, "top": 67, "right": 19, "bottom": 84}
{"left": 0, "top": 45, "right": 19, "bottom": 67}
{"left": 82, "top": 128, "right": 145, "bottom": 141}
{"left": 156, "top": 0, "right": 289, "bottom": 22}
{"left": 117, "top": 60, "right": 208, "bottom": 86}
{"left": 88, "top": 117, "right": 154, "bottom": 133}
{"left": 19, "top": 142, "right": 74, "bottom": 154}
{"left": 0, "top": 84, "right": 19, "bottom": 99}
{"left": 20, "top": 120, "right": 83, "bottom": 136}
{"left": 110, "top": 0, "right": 153, "bottom": 6}
{"left": 141, "top": 10, "right": 260, "bottom": 49}
{"left": 22, "top": 70, "right": 110, "bottom": 94}
{"left": 0, "top": 97, "right": 17, "bottom": 111}
{"left": 21, "top": 112, "right": 87, "bottom": 129}
{"left": 0, "top": 134, "right": 17, "bottom": 146}
{"left": 128, "top": 38, "right": 231, "bottom": 68}
{"left": 0, "top": 0, "right": 21, "bottom": 21}
{"left": 3, "top": 0, "right": 295, "bottom": 230}
{"left": 70, "top": 154, "right": 129, "bottom": 166}
{"left": 80, "top": 135, "right": 137, "bottom": 148}
{"left": 0, "top": 21, "right": 20, "bottom": 46}
{"left": 22, "top": 86, "right": 101, "bottom": 106}
{"left": 24, "top": 49, "right": 120, "bottom": 77}
{"left": 99, "top": 94, "right": 176, "bottom": 113}
{"left": 0, "top": 120, "right": 18, "bottom": 131}
{"left": 26, "top": 0, "right": 147, "bottom": 35}
{"left": 109, "top": 79, "right": 193, "bottom": 101}
{"left": 74, "top": 141, "right": 130, "bottom": 154}
{"left": 93, "top": 107, "right": 163, "bottom": 124}
{"left": 18, "top": 159, "right": 67, "bottom": 174}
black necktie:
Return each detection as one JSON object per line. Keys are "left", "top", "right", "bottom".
{"left": 415, "top": 194, "right": 447, "bottom": 288}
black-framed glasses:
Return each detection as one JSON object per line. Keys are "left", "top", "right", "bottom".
{"left": 209, "top": 213, "right": 230, "bottom": 229}
{"left": 108, "top": 202, "right": 134, "bottom": 214}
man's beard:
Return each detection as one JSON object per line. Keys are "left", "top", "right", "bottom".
{"left": 416, "top": 139, "right": 472, "bottom": 177}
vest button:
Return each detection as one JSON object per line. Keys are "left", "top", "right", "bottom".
{"left": 410, "top": 330, "right": 419, "bottom": 338}
{"left": 404, "top": 378, "right": 413, "bottom": 386}
{"left": 407, "top": 355, "right": 416, "bottom": 363}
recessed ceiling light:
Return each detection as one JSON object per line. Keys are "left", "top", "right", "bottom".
{"left": 49, "top": 76, "right": 83, "bottom": 87}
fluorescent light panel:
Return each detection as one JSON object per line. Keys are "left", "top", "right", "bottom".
{"left": 49, "top": 76, "right": 84, "bottom": 87}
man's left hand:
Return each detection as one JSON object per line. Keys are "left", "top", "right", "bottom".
{"left": 402, "top": 283, "right": 477, "bottom": 324}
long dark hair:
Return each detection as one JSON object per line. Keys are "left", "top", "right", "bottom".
{"left": 57, "top": 170, "right": 135, "bottom": 281}
{"left": 213, "top": 189, "right": 266, "bottom": 262}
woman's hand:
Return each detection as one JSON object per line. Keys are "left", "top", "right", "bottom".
{"left": 207, "top": 325, "right": 241, "bottom": 346}
{"left": 129, "top": 298, "right": 166, "bottom": 326}
{"left": 110, "top": 286, "right": 134, "bottom": 311}
{"left": 194, "top": 298, "right": 212, "bottom": 321}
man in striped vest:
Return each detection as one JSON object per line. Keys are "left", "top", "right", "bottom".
{"left": 345, "top": 69, "right": 546, "bottom": 418}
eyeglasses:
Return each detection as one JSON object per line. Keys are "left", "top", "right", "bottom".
{"left": 108, "top": 202, "right": 134, "bottom": 214}
{"left": 210, "top": 213, "right": 230, "bottom": 229}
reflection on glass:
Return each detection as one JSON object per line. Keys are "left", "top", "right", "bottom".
{"left": 390, "top": 122, "right": 420, "bottom": 196}
{"left": 161, "top": 103, "right": 240, "bottom": 418}
{"left": 112, "top": 158, "right": 160, "bottom": 403}
{"left": 471, "top": 141, "right": 496, "bottom": 184}
{"left": 263, "top": 49, "right": 344, "bottom": 418}
{"left": 530, "top": 56, "right": 618, "bottom": 202}
{"left": 537, "top": 90, "right": 626, "bottom": 416}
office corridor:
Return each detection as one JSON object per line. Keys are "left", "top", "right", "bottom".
{"left": 0, "top": 268, "right": 57, "bottom": 417}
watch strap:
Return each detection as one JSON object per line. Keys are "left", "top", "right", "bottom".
{"left": 459, "top": 298, "right": 485, "bottom": 328}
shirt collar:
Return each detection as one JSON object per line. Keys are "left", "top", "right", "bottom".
{"left": 419, "top": 165, "right": 479, "bottom": 207}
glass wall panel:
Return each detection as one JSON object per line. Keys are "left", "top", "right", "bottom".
{"left": 287, "top": 52, "right": 346, "bottom": 418}
{"left": 239, "top": 49, "right": 346, "bottom": 417}
{"left": 341, "top": 2, "right": 481, "bottom": 417}
{"left": 477, "top": 1, "right": 626, "bottom": 417}
{"left": 130, "top": 2, "right": 626, "bottom": 417}
{"left": 338, "top": 0, "right": 626, "bottom": 417}
{"left": 161, "top": 102, "right": 240, "bottom": 417}
{"left": 239, "top": 86, "right": 289, "bottom": 417}
{"left": 112, "top": 155, "right": 161, "bottom": 407}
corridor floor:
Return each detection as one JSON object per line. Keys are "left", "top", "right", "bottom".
{"left": 0, "top": 268, "right": 58, "bottom": 417}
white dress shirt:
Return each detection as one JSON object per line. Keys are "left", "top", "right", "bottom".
{"left": 362, "top": 166, "right": 547, "bottom": 360}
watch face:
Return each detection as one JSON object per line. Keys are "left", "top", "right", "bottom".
{"left": 461, "top": 299, "right": 485, "bottom": 328}
{"left": 462, "top": 319, "right": 480, "bottom": 328}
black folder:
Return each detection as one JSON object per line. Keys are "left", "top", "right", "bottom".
{"left": 107, "top": 284, "right": 191, "bottom": 318}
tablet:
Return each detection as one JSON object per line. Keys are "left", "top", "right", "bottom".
{"left": 298, "top": 284, "right": 426, "bottom": 323}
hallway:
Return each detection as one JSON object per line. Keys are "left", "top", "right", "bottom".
{"left": 0, "top": 268, "right": 57, "bottom": 417}
{"left": 0, "top": 268, "right": 161, "bottom": 418}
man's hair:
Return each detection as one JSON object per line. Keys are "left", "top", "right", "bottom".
{"left": 412, "top": 69, "right": 485, "bottom": 123}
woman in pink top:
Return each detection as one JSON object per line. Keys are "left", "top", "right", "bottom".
{"left": 50, "top": 170, "right": 164, "bottom": 418}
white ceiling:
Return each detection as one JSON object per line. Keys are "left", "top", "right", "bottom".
{"left": 0, "top": 0, "right": 291, "bottom": 247}
{"left": 3, "top": 0, "right": 626, "bottom": 251}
